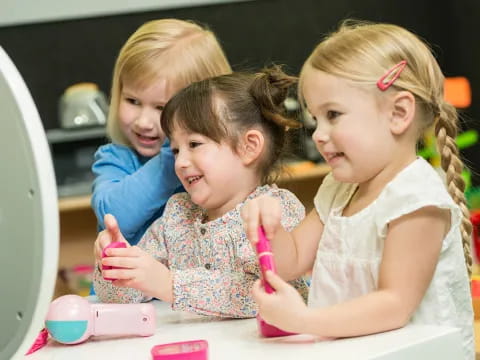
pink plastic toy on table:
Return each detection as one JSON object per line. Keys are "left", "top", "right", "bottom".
{"left": 45, "top": 294, "right": 155, "bottom": 344}
{"left": 256, "top": 226, "right": 296, "bottom": 337}
{"left": 151, "top": 339, "right": 208, "bottom": 360}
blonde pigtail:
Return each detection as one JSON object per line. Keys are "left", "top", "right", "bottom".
{"left": 434, "top": 104, "right": 473, "bottom": 276}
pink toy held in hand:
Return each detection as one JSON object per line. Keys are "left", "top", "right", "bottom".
{"left": 256, "top": 226, "right": 296, "bottom": 337}
{"left": 102, "top": 241, "right": 127, "bottom": 281}
{"left": 45, "top": 295, "right": 155, "bottom": 344}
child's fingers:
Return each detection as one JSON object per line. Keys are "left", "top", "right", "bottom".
{"left": 264, "top": 270, "right": 287, "bottom": 292}
{"left": 251, "top": 279, "right": 265, "bottom": 300}
{"left": 101, "top": 254, "right": 130, "bottom": 266}
{"left": 104, "top": 268, "right": 132, "bottom": 282}
{"left": 104, "top": 214, "right": 119, "bottom": 235}
{"left": 94, "top": 230, "right": 112, "bottom": 262}
{"left": 104, "top": 213, "right": 117, "bottom": 229}
{"left": 241, "top": 202, "right": 260, "bottom": 244}
{"left": 104, "top": 214, "right": 127, "bottom": 244}
{"left": 105, "top": 245, "right": 140, "bottom": 258}
{"left": 258, "top": 198, "right": 281, "bottom": 240}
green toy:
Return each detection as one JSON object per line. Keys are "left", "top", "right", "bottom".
{"left": 418, "top": 129, "right": 480, "bottom": 209}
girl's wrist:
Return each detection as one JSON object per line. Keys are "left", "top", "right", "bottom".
{"left": 156, "top": 269, "right": 173, "bottom": 303}
{"left": 164, "top": 271, "right": 174, "bottom": 303}
{"left": 292, "top": 305, "right": 314, "bottom": 334}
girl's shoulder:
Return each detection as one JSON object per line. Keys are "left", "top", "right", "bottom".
{"left": 381, "top": 157, "right": 456, "bottom": 207}
{"left": 376, "top": 158, "right": 461, "bottom": 236}
{"left": 252, "top": 184, "right": 303, "bottom": 205}
{"left": 251, "top": 185, "right": 306, "bottom": 222}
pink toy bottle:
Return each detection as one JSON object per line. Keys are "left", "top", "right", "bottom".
{"left": 256, "top": 226, "right": 296, "bottom": 337}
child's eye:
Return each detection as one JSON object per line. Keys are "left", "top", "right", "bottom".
{"left": 189, "top": 141, "right": 201, "bottom": 149}
{"left": 156, "top": 105, "right": 164, "bottom": 111}
{"left": 126, "top": 97, "right": 140, "bottom": 105}
{"left": 171, "top": 148, "right": 179, "bottom": 156}
{"left": 326, "top": 110, "right": 341, "bottom": 120}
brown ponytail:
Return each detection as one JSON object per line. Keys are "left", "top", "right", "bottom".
{"left": 249, "top": 66, "right": 302, "bottom": 132}
{"left": 161, "top": 65, "right": 302, "bottom": 185}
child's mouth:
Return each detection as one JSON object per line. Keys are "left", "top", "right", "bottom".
{"left": 187, "top": 175, "right": 203, "bottom": 185}
{"left": 136, "top": 133, "right": 159, "bottom": 145}
{"left": 326, "top": 152, "right": 344, "bottom": 162}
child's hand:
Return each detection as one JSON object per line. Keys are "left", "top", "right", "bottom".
{"left": 93, "top": 214, "right": 129, "bottom": 264}
{"left": 252, "top": 270, "right": 309, "bottom": 333}
{"left": 241, "top": 195, "right": 282, "bottom": 245}
{"left": 101, "top": 246, "right": 173, "bottom": 302}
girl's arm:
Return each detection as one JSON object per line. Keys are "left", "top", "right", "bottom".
{"left": 256, "top": 206, "right": 448, "bottom": 337}
{"left": 91, "top": 144, "right": 181, "bottom": 240}
{"left": 273, "top": 209, "right": 324, "bottom": 280}
{"left": 242, "top": 194, "right": 324, "bottom": 281}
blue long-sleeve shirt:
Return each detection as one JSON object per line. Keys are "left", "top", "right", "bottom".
{"left": 91, "top": 141, "right": 183, "bottom": 245}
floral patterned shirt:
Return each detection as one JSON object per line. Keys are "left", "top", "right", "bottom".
{"left": 94, "top": 185, "right": 308, "bottom": 318}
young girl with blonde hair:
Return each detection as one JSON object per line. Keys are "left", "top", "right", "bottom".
{"left": 242, "top": 21, "right": 474, "bottom": 358}
{"left": 91, "top": 19, "right": 231, "bottom": 245}
{"left": 93, "top": 67, "right": 308, "bottom": 318}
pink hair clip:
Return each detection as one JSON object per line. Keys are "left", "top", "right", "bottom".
{"left": 377, "top": 60, "right": 407, "bottom": 91}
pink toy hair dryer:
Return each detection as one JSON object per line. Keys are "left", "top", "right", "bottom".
{"left": 45, "top": 294, "right": 155, "bottom": 344}
{"left": 256, "top": 226, "right": 296, "bottom": 337}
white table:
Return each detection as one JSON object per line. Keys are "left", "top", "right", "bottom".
{"left": 24, "top": 300, "right": 463, "bottom": 360}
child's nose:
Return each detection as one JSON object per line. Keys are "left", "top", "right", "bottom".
{"left": 312, "top": 123, "right": 330, "bottom": 143}
{"left": 134, "top": 110, "right": 155, "bottom": 130}
{"left": 174, "top": 150, "right": 190, "bottom": 168}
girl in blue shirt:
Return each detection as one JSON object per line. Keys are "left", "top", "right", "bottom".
{"left": 91, "top": 19, "right": 232, "bottom": 245}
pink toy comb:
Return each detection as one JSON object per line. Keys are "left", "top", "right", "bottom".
{"left": 255, "top": 226, "right": 296, "bottom": 337}
{"left": 377, "top": 60, "right": 407, "bottom": 91}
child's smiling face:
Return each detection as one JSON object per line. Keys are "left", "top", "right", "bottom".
{"left": 301, "top": 67, "right": 396, "bottom": 185}
{"left": 170, "top": 125, "right": 256, "bottom": 220}
{"left": 118, "top": 77, "right": 175, "bottom": 157}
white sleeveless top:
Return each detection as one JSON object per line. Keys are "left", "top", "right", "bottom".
{"left": 309, "top": 157, "right": 474, "bottom": 359}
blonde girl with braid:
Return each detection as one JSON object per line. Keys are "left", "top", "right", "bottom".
{"left": 241, "top": 21, "right": 474, "bottom": 359}
{"left": 93, "top": 67, "right": 309, "bottom": 318}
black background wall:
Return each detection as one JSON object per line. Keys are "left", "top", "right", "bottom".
{"left": 0, "top": 0, "right": 479, "bottom": 181}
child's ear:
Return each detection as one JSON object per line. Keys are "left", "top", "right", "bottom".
{"left": 389, "top": 91, "right": 416, "bottom": 135}
{"left": 239, "top": 129, "right": 264, "bottom": 165}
